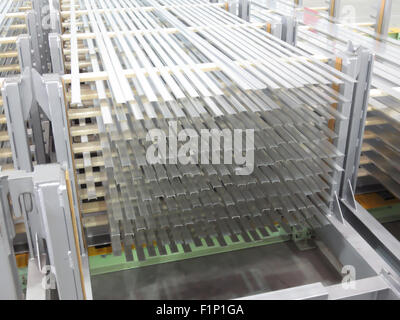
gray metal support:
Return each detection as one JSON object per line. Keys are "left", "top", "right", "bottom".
{"left": 1, "top": 75, "right": 33, "bottom": 172}
{"left": 16, "top": 35, "right": 33, "bottom": 70}
{"left": 50, "top": 0, "right": 62, "bottom": 34}
{"left": 328, "top": 0, "right": 341, "bottom": 20}
{"left": 239, "top": 0, "right": 250, "bottom": 21}
{"left": 341, "top": 47, "right": 374, "bottom": 202}
{"left": 49, "top": 33, "right": 65, "bottom": 74}
{"left": 0, "top": 177, "right": 23, "bottom": 300}
{"left": 42, "top": 75, "right": 73, "bottom": 171}
{"left": 7, "top": 170, "right": 45, "bottom": 264}
{"left": 281, "top": 15, "right": 297, "bottom": 46}
{"left": 328, "top": 44, "right": 358, "bottom": 205}
{"left": 26, "top": 11, "right": 43, "bottom": 73}
{"left": 33, "top": 165, "right": 85, "bottom": 300}
{"left": 2, "top": 67, "right": 85, "bottom": 259}
{"left": 374, "top": 0, "right": 393, "bottom": 37}
{"left": 16, "top": 36, "right": 47, "bottom": 165}
{"left": 224, "top": 0, "right": 238, "bottom": 15}
{"left": 0, "top": 165, "right": 90, "bottom": 300}
{"left": 31, "top": 0, "right": 51, "bottom": 73}
{"left": 18, "top": 18, "right": 48, "bottom": 166}
{"left": 29, "top": 105, "right": 47, "bottom": 165}
{"left": 238, "top": 275, "right": 399, "bottom": 300}
{"left": 41, "top": 75, "right": 85, "bottom": 255}
{"left": 269, "top": 20, "right": 283, "bottom": 39}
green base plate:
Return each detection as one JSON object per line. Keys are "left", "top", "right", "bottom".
{"left": 89, "top": 227, "right": 291, "bottom": 276}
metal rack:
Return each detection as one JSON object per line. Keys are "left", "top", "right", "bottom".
{"left": 1, "top": 0, "right": 400, "bottom": 300}
{"left": 297, "top": 21, "right": 400, "bottom": 199}
{"left": 0, "top": 0, "right": 52, "bottom": 172}
{"left": 0, "top": 1, "right": 31, "bottom": 172}
{"left": 44, "top": 0, "right": 369, "bottom": 261}
{"left": 248, "top": 0, "right": 400, "bottom": 200}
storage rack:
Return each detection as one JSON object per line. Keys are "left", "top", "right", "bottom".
{"left": 2, "top": 0, "right": 400, "bottom": 301}
{"left": 296, "top": 20, "right": 400, "bottom": 199}
{"left": 0, "top": 0, "right": 31, "bottom": 171}
{"left": 247, "top": 0, "right": 400, "bottom": 200}
{"left": 44, "top": 0, "right": 366, "bottom": 263}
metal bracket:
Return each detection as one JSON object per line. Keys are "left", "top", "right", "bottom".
{"left": 373, "top": 0, "right": 393, "bottom": 37}
{"left": 332, "top": 192, "right": 345, "bottom": 224}
{"left": 238, "top": 0, "right": 250, "bottom": 22}
{"left": 1, "top": 65, "right": 55, "bottom": 171}
{"left": 343, "top": 179, "right": 357, "bottom": 211}
{"left": 49, "top": 0, "right": 62, "bottom": 34}
{"left": 31, "top": 0, "right": 52, "bottom": 74}
{"left": 49, "top": 33, "right": 65, "bottom": 74}
{"left": 0, "top": 165, "right": 88, "bottom": 300}
{"left": 7, "top": 171, "right": 44, "bottom": 260}
{"left": 0, "top": 176, "right": 23, "bottom": 300}
{"left": 281, "top": 15, "right": 297, "bottom": 46}
{"left": 1, "top": 70, "right": 34, "bottom": 172}
{"left": 340, "top": 45, "right": 374, "bottom": 199}
{"left": 380, "top": 269, "right": 400, "bottom": 298}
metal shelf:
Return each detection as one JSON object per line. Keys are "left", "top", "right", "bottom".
{"left": 46, "top": 0, "right": 359, "bottom": 262}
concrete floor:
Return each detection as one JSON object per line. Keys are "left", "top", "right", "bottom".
{"left": 91, "top": 241, "right": 341, "bottom": 300}
{"left": 303, "top": 0, "right": 400, "bottom": 27}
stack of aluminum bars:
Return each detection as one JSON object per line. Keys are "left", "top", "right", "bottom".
{"left": 59, "top": 0, "right": 353, "bottom": 262}
{"left": 290, "top": 16, "right": 400, "bottom": 198}
{"left": 0, "top": 0, "right": 31, "bottom": 171}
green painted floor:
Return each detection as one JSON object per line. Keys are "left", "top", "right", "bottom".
{"left": 90, "top": 226, "right": 293, "bottom": 276}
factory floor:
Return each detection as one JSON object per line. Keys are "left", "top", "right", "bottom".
{"left": 87, "top": 192, "right": 400, "bottom": 300}
{"left": 383, "top": 222, "right": 400, "bottom": 241}
{"left": 91, "top": 241, "right": 341, "bottom": 300}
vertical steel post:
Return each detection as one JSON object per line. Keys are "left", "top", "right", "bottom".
{"left": 328, "top": 45, "right": 358, "bottom": 209}
{"left": 0, "top": 177, "right": 23, "bottom": 300}
{"left": 340, "top": 48, "right": 374, "bottom": 203}
{"left": 17, "top": 36, "right": 47, "bottom": 165}
{"left": 239, "top": 0, "right": 250, "bottom": 21}
{"left": 0, "top": 165, "right": 88, "bottom": 300}
{"left": 49, "top": 33, "right": 65, "bottom": 74}
{"left": 33, "top": 165, "right": 86, "bottom": 300}
{"left": 1, "top": 77, "right": 33, "bottom": 172}
{"left": 31, "top": 0, "right": 51, "bottom": 74}
{"left": 26, "top": 11, "right": 43, "bottom": 73}
{"left": 50, "top": 0, "right": 62, "bottom": 34}
{"left": 328, "top": 0, "right": 341, "bottom": 20}
{"left": 375, "top": 0, "right": 393, "bottom": 37}
{"left": 41, "top": 75, "right": 86, "bottom": 258}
